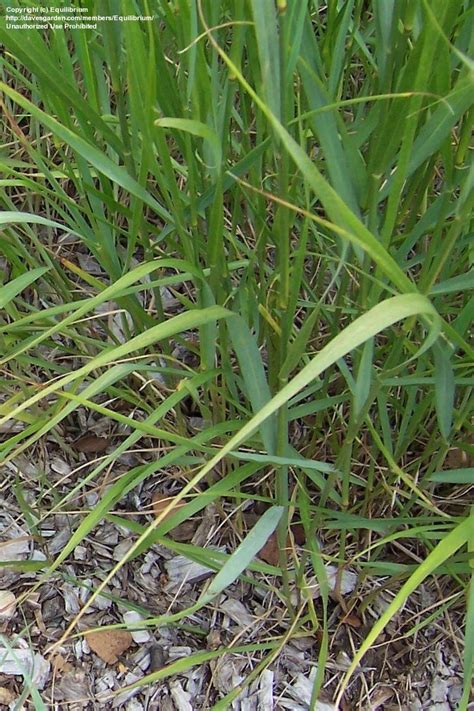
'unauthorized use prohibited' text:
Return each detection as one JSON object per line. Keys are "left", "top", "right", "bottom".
{"left": 3, "top": 6, "right": 155, "bottom": 30}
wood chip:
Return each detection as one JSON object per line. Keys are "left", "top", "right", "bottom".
{"left": 0, "top": 590, "right": 16, "bottom": 620}
{"left": 57, "top": 668, "right": 91, "bottom": 703}
{"left": 164, "top": 548, "right": 225, "bottom": 588}
{"left": 86, "top": 629, "right": 133, "bottom": 664}
{"left": 369, "top": 687, "right": 395, "bottom": 709}
{"left": 170, "top": 680, "right": 193, "bottom": 711}
{"left": 72, "top": 434, "right": 110, "bottom": 453}
{"left": 169, "top": 519, "right": 198, "bottom": 542}
{"left": 207, "top": 630, "right": 222, "bottom": 650}
{"left": 287, "top": 671, "right": 336, "bottom": 709}
{"left": 122, "top": 611, "right": 151, "bottom": 643}
{"left": 0, "top": 647, "right": 50, "bottom": 689}
{"left": 0, "top": 535, "right": 30, "bottom": 562}
{"left": 220, "top": 598, "right": 255, "bottom": 628}
{"left": 290, "top": 565, "right": 357, "bottom": 606}
{"left": 258, "top": 669, "right": 274, "bottom": 710}
{"left": 328, "top": 566, "right": 357, "bottom": 596}
{"left": 148, "top": 644, "right": 166, "bottom": 672}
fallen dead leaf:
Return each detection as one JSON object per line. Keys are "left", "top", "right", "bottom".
{"left": 259, "top": 532, "right": 282, "bottom": 565}
{"left": 169, "top": 519, "right": 197, "bottom": 542}
{"left": 258, "top": 532, "right": 281, "bottom": 566}
{"left": 52, "top": 654, "right": 74, "bottom": 675}
{"left": 290, "top": 523, "right": 306, "bottom": 546}
{"left": 445, "top": 445, "right": 474, "bottom": 468}
{"left": 86, "top": 629, "right": 133, "bottom": 664}
{"left": 341, "top": 611, "right": 362, "bottom": 628}
{"left": 152, "top": 492, "right": 185, "bottom": 525}
{"left": 369, "top": 686, "right": 395, "bottom": 709}
{"left": 0, "top": 687, "right": 15, "bottom": 705}
{"left": 258, "top": 523, "right": 307, "bottom": 566}
{"left": 73, "top": 434, "right": 110, "bottom": 453}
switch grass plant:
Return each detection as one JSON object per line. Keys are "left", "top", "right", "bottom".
{"left": 0, "top": 0, "right": 473, "bottom": 706}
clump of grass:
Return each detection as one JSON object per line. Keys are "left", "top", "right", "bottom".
{"left": 0, "top": 0, "right": 473, "bottom": 707}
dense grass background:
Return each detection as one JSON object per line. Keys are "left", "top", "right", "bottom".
{"left": 0, "top": 0, "right": 473, "bottom": 706}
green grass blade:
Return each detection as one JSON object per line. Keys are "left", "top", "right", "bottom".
{"left": 0, "top": 267, "right": 48, "bottom": 309}
{"left": 250, "top": 0, "right": 281, "bottom": 120}
{"left": 429, "top": 469, "right": 474, "bottom": 484}
{"left": 433, "top": 340, "right": 455, "bottom": 441}
{"left": 228, "top": 316, "right": 276, "bottom": 453}
{"left": 200, "top": 506, "right": 284, "bottom": 602}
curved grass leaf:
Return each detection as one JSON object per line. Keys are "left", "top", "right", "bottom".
{"left": 0, "top": 267, "right": 48, "bottom": 309}
{"left": 155, "top": 117, "right": 222, "bottom": 170}
{"left": 335, "top": 515, "right": 474, "bottom": 704}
